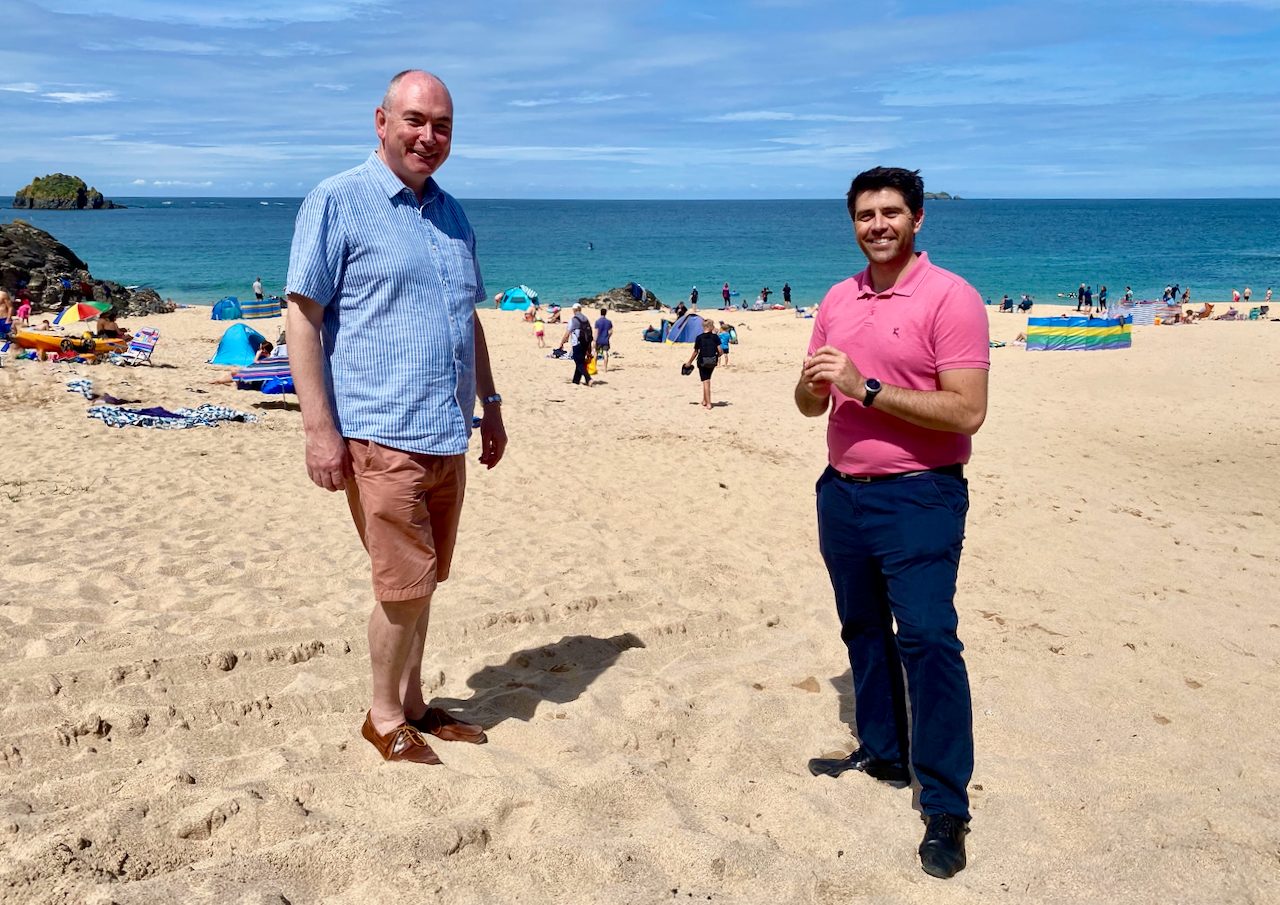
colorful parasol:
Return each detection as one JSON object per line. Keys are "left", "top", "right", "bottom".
{"left": 54, "top": 301, "right": 112, "bottom": 326}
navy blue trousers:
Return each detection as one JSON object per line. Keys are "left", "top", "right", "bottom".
{"left": 816, "top": 466, "right": 974, "bottom": 819}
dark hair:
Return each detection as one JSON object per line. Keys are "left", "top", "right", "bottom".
{"left": 600, "top": 308, "right": 608, "bottom": 316}
{"left": 846, "top": 167, "right": 925, "bottom": 217}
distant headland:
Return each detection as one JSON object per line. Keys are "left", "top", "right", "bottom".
{"left": 924, "top": 192, "right": 960, "bottom": 200}
{"left": 12, "top": 174, "right": 124, "bottom": 210}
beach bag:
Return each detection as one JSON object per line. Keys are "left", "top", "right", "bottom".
{"left": 699, "top": 355, "right": 718, "bottom": 368}
{"left": 586, "top": 356, "right": 598, "bottom": 376}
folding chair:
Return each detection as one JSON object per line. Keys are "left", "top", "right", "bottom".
{"left": 119, "top": 327, "right": 160, "bottom": 365}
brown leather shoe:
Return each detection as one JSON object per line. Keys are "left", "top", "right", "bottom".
{"left": 361, "top": 712, "right": 442, "bottom": 764}
{"left": 406, "top": 707, "right": 488, "bottom": 745}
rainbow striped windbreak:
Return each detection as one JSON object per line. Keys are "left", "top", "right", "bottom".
{"left": 1025, "top": 317, "right": 1131, "bottom": 351}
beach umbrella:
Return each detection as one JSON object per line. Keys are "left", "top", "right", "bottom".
{"left": 54, "top": 301, "right": 111, "bottom": 326}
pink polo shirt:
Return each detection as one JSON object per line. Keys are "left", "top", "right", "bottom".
{"left": 807, "top": 252, "right": 989, "bottom": 475}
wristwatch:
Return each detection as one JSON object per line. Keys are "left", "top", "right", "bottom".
{"left": 861, "top": 378, "right": 882, "bottom": 408}
{"left": 481, "top": 393, "right": 502, "bottom": 407}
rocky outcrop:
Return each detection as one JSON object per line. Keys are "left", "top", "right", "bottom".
{"left": 0, "top": 220, "right": 174, "bottom": 316}
{"left": 578, "top": 283, "right": 662, "bottom": 313}
{"left": 12, "top": 174, "right": 124, "bottom": 210}
{"left": 924, "top": 192, "right": 960, "bottom": 201}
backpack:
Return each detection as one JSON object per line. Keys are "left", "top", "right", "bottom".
{"left": 572, "top": 315, "right": 592, "bottom": 349}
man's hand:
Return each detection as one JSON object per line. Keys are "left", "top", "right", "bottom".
{"left": 305, "top": 427, "right": 352, "bottom": 491}
{"left": 478, "top": 407, "right": 507, "bottom": 469}
{"left": 802, "top": 345, "right": 865, "bottom": 401}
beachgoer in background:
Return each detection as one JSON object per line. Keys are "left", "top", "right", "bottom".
{"left": 0, "top": 290, "right": 11, "bottom": 337}
{"left": 1243, "top": 287, "right": 1252, "bottom": 304}
{"left": 761, "top": 286, "right": 772, "bottom": 305}
{"left": 717, "top": 321, "right": 732, "bottom": 366}
{"left": 534, "top": 313, "right": 546, "bottom": 348}
{"left": 558, "top": 302, "right": 594, "bottom": 385}
{"left": 255, "top": 340, "right": 274, "bottom": 361}
{"left": 1124, "top": 286, "right": 1133, "bottom": 302}
{"left": 1018, "top": 294, "right": 1033, "bottom": 312}
{"left": 1182, "top": 288, "right": 1190, "bottom": 303}
{"left": 287, "top": 69, "right": 503, "bottom": 766}
{"left": 797, "top": 166, "right": 988, "bottom": 880}
{"left": 1098, "top": 285, "right": 1107, "bottom": 311}
{"left": 674, "top": 300, "right": 688, "bottom": 319}
{"left": 1084, "top": 285, "right": 1093, "bottom": 312}
{"left": 722, "top": 282, "right": 731, "bottom": 308}
{"left": 999, "top": 294, "right": 1013, "bottom": 312}
{"left": 15, "top": 296, "right": 31, "bottom": 329}
{"left": 783, "top": 282, "right": 792, "bottom": 306}
{"left": 595, "top": 307, "right": 614, "bottom": 373}
{"left": 1232, "top": 288, "right": 1241, "bottom": 304}
{"left": 253, "top": 277, "right": 264, "bottom": 301}
{"left": 690, "top": 286, "right": 699, "bottom": 307}
{"left": 547, "top": 304, "right": 561, "bottom": 324}
{"left": 1077, "top": 282, "right": 1086, "bottom": 311}
{"left": 38, "top": 319, "right": 53, "bottom": 331}
{"left": 686, "top": 316, "right": 721, "bottom": 409}
{"left": 1265, "top": 287, "right": 1272, "bottom": 302}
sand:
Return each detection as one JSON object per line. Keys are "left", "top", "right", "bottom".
{"left": 1, "top": 306, "right": 1277, "bottom": 904}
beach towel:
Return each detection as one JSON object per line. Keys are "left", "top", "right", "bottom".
{"left": 86, "top": 403, "right": 257, "bottom": 430}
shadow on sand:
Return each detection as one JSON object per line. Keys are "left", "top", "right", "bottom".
{"left": 431, "top": 632, "right": 645, "bottom": 729}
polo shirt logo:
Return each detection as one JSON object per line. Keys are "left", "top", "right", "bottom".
{"left": 893, "top": 327, "right": 900, "bottom": 337}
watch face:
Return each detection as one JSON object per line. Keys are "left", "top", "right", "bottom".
{"left": 866, "top": 379, "right": 881, "bottom": 391}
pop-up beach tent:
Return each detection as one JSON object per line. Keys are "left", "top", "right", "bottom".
{"left": 210, "top": 323, "right": 266, "bottom": 365}
{"left": 498, "top": 285, "right": 539, "bottom": 310}
{"left": 211, "top": 297, "right": 243, "bottom": 320}
{"left": 643, "top": 320, "right": 671, "bottom": 342}
{"left": 664, "top": 312, "right": 704, "bottom": 343}
{"left": 1025, "top": 316, "right": 1131, "bottom": 351}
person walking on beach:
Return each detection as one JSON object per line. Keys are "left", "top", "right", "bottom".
{"left": 783, "top": 282, "right": 792, "bottom": 306}
{"left": 796, "top": 166, "right": 988, "bottom": 880}
{"left": 557, "top": 302, "right": 594, "bottom": 385}
{"left": 722, "top": 282, "right": 731, "bottom": 308}
{"left": 594, "top": 307, "right": 614, "bottom": 373}
{"left": 685, "top": 316, "right": 722, "bottom": 409}
{"left": 287, "top": 69, "right": 505, "bottom": 766}
{"left": 253, "top": 277, "right": 264, "bottom": 301}
{"left": 1266, "top": 287, "right": 1272, "bottom": 303}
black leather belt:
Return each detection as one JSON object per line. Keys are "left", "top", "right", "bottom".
{"left": 835, "top": 463, "right": 964, "bottom": 484}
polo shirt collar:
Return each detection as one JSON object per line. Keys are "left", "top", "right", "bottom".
{"left": 856, "top": 251, "right": 932, "bottom": 299}
{"left": 364, "top": 151, "right": 441, "bottom": 204}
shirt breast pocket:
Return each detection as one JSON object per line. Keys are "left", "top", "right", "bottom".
{"left": 435, "top": 233, "right": 479, "bottom": 304}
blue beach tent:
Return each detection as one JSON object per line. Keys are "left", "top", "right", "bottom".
{"left": 498, "top": 285, "right": 539, "bottom": 310}
{"left": 210, "top": 323, "right": 266, "bottom": 366}
{"left": 664, "top": 312, "right": 704, "bottom": 343}
{"left": 643, "top": 319, "right": 671, "bottom": 342}
{"left": 211, "top": 296, "right": 243, "bottom": 320}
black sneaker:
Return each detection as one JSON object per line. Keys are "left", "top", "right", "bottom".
{"left": 919, "top": 813, "right": 969, "bottom": 879}
{"left": 807, "top": 746, "right": 910, "bottom": 786}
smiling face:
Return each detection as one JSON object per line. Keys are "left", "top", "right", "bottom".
{"left": 375, "top": 73, "right": 453, "bottom": 195}
{"left": 851, "top": 187, "right": 923, "bottom": 272}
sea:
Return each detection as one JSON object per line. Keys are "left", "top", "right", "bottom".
{"left": 3, "top": 197, "right": 1277, "bottom": 308}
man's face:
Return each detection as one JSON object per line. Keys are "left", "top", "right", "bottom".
{"left": 375, "top": 75, "right": 453, "bottom": 191}
{"left": 852, "top": 188, "right": 923, "bottom": 269}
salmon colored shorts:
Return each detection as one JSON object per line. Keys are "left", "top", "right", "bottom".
{"left": 344, "top": 439, "right": 466, "bottom": 602}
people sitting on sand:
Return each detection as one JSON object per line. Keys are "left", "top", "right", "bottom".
{"left": 1213, "top": 307, "right": 1240, "bottom": 321}
{"left": 1018, "top": 294, "right": 1033, "bottom": 312}
{"left": 95, "top": 308, "right": 128, "bottom": 339}
{"left": 999, "top": 295, "right": 1013, "bottom": 312}
{"left": 546, "top": 305, "right": 562, "bottom": 324}
{"left": 255, "top": 340, "right": 275, "bottom": 361}
{"left": 38, "top": 319, "right": 54, "bottom": 332}
{"left": 674, "top": 302, "right": 688, "bottom": 319}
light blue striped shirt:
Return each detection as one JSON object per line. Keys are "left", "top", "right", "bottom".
{"left": 287, "top": 152, "right": 486, "bottom": 455}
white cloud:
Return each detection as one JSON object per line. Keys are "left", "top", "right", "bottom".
{"left": 40, "top": 0, "right": 391, "bottom": 27}
{"left": 314, "top": 83, "right": 350, "bottom": 92}
{"left": 151, "top": 179, "right": 213, "bottom": 187}
{"left": 131, "top": 178, "right": 147, "bottom": 185}
{"left": 0, "top": 82, "right": 40, "bottom": 93}
{"left": 43, "top": 91, "right": 116, "bottom": 104}
{"left": 509, "top": 93, "right": 633, "bottom": 108}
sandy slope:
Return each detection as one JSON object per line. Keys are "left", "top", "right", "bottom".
{"left": 1, "top": 306, "right": 1277, "bottom": 904}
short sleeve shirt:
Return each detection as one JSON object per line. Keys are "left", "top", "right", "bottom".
{"left": 595, "top": 316, "right": 613, "bottom": 345}
{"left": 807, "top": 252, "right": 989, "bottom": 475}
{"left": 287, "top": 152, "right": 486, "bottom": 455}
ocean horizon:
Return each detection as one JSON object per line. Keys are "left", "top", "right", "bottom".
{"left": 4, "top": 197, "right": 1277, "bottom": 309}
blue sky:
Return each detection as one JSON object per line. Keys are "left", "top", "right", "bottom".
{"left": 2, "top": 0, "right": 1278, "bottom": 199}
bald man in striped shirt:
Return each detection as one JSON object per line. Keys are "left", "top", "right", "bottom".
{"left": 287, "top": 70, "right": 506, "bottom": 766}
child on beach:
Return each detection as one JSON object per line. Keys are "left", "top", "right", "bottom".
{"left": 15, "top": 297, "right": 32, "bottom": 329}
{"left": 534, "top": 315, "right": 546, "bottom": 348}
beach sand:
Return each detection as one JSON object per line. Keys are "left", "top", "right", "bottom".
{"left": 1, "top": 306, "right": 1277, "bottom": 903}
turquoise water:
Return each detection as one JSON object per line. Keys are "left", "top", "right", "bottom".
{"left": 4, "top": 197, "right": 1277, "bottom": 307}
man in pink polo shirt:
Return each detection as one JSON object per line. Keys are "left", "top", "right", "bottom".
{"left": 796, "top": 167, "right": 989, "bottom": 880}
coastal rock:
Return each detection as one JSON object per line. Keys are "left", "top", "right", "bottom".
{"left": 12, "top": 174, "right": 124, "bottom": 210}
{"left": 578, "top": 284, "right": 662, "bottom": 313}
{"left": 0, "top": 220, "right": 173, "bottom": 316}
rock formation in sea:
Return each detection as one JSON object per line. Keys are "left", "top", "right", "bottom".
{"left": 578, "top": 284, "right": 662, "bottom": 312}
{"left": 0, "top": 220, "right": 173, "bottom": 316}
{"left": 12, "top": 173, "right": 124, "bottom": 210}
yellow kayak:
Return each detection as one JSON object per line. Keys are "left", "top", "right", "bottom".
{"left": 12, "top": 330, "right": 128, "bottom": 356}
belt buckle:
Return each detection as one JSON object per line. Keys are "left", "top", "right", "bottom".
{"left": 842, "top": 472, "right": 872, "bottom": 483}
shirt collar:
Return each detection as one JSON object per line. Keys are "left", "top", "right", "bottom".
{"left": 855, "top": 251, "right": 932, "bottom": 299}
{"left": 364, "top": 151, "right": 441, "bottom": 204}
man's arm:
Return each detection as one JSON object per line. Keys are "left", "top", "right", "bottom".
{"left": 801, "top": 346, "right": 987, "bottom": 435}
{"left": 473, "top": 311, "right": 507, "bottom": 469}
{"left": 288, "top": 293, "right": 352, "bottom": 490}
{"left": 794, "top": 371, "right": 832, "bottom": 418}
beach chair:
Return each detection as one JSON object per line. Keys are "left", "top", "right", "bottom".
{"left": 119, "top": 327, "right": 160, "bottom": 365}
{"left": 1248, "top": 307, "right": 1261, "bottom": 321}
{"left": 232, "top": 357, "right": 293, "bottom": 403}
